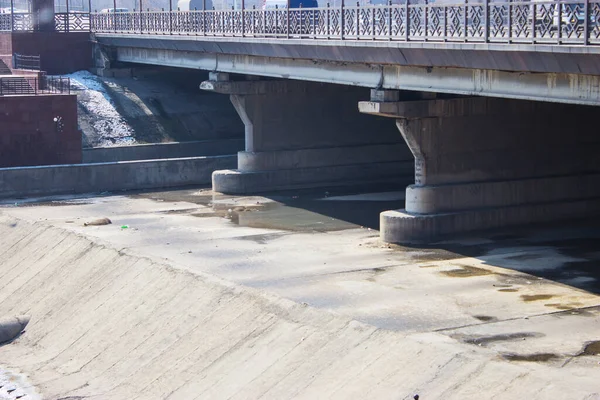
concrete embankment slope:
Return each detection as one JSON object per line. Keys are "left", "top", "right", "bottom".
{"left": 0, "top": 215, "right": 597, "bottom": 399}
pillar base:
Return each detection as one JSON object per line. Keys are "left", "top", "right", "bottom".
{"left": 381, "top": 198, "right": 600, "bottom": 244}
{"left": 214, "top": 144, "right": 413, "bottom": 194}
{"left": 213, "top": 161, "right": 413, "bottom": 194}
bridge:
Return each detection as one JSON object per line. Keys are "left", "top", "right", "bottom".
{"left": 5, "top": 0, "right": 600, "bottom": 243}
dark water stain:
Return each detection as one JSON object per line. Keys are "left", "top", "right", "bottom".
{"left": 502, "top": 353, "right": 561, "bottom": 362}
{"left": 440, "top": 266, "right": 493, "bottom": 278}
{"left": 190, "top": 212, "right": 219, "bottom": 218}
{"left": 15, "top": 200, "right": 91, "bottom": 208}
{"left": 365, "top": 267, "right": 388, "bottom": 282}
{"left": 498, "top": 288, "right": 519, "bottom": 293}
{"left": 577, "top": 340, "right": 600, "bottom": 356}
{"left": 158, "top": 208, "right": 203, "bottom": 215}
{"left": 545, "top": 303, "right": 573, "bottom": 310}
{"left": 545, "top": 302, "right": 583, "bottom": 310}
{"left": 473, "top": 315, "right": 496, "bottom": 322}
{"left": 419, "top": 264, "right": 438, "bottom": 268}
{"left": 495, "top": 273, "right": 537, "bottom": 286}
{"left": 235, "top": 232, "right": 289, "bottom": 244}
{"left": 521, "top": 294, "right": 555, "bottom": 302}
{"left": 464, "top": 332, "right": 542, "bottom": 346}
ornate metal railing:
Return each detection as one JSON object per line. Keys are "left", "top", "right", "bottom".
{"left": 13, "top": 53, "right": 41, "bottom": 70}
{"left": 0, "top": 76, "right": 70, "bottom": 96}
{"left": 90, "top": 0, "right": 600, "bottom": 45}
{"left": 0, "top": 12, "right": 90, "bottom": 32}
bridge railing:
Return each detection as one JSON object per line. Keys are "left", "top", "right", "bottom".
{"left": 89, "top": 0, "right": 600, "bottom": 45}
{"left": 0, "top": 12, "right": 90, "bottom": 32}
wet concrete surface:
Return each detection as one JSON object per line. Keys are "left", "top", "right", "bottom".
{"left": 1, "top": 185, "right": 600, "bottom": 374}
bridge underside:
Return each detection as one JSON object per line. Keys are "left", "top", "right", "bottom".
{"left": 95, "top": 39, "right": 600, "bottom": 243}
{"left": 106, "top": 42, "right": 600, "bottom": 106}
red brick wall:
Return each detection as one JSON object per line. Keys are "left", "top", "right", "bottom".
{"left": 0, "top": 94, "right": 82, "bottom": 167}
{"left": 0, "top": 33, "right": 12, "bottom": 55}
{"left": 11, "top": 32, "right": 92, "bottom": 75}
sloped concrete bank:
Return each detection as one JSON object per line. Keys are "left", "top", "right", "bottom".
{"left": 0, "top": 215, "right": 598, "bottom": 399}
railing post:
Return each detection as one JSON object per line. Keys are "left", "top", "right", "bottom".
{"left": 139, "top": 0, "right": 143, "bottom": 33}
{"left": 557, "top": 0, "right": 562, "bottom": 44}
{"left": 252, "top": 4, "right": 256, "bottom": 35}
{"left": 388, "top": 0, "right": 392, "bottom": 40}
{"left": 66, "top": 0, "right": 70, "bottom": 32}
{"left": 299, "top": 3, "right": 303, "bottom": 36}
{"left": 584, "top": 0, "right": 589, "bottom": 45}
{"left": 443, "top": 2, "right": 447, "bottom": 41}
{"left": 287, "top": 0, "right": 290, "bottom": 37}
{"left": 424, "top": 0, "right": 428, "bottom": 41}
{"left": 202, "top": 0, "right": 206, "bottom": 35}
{"left": 483, "top": 0, "right": 488, "bottom": 42}
{"left": 341, "top": 0, "right": 345, "bottom": 39}
{"left": 169, "top": 0, "right": 172, "bottom": 34}
{"left": 356, "top": 1, "right": 359, "bottom": 37}
{"left": 531, "top": 0, "right": 536, "bottom": 43}
{"left": 113, "top": 0, "right": 117, "bottom": 31}
{"left": 241, "top": 0, "right": 245, "bottom": 36}
{"left": 463, "top": 0, "right": 467, "bottom": 41}
{"left": 10, "top": 0, "right": 14, "bottom": 31}
{"left": 405, "top": 0, "right": 409, "bottom": 41}
{"left": 507, "top": 0, "right": 511, "bottom": 43}
{"left": 371, "top": 1, "right": 376, "bottom": 39}
{"left": 327, "top": 2, "right": 330, "bottom": 38}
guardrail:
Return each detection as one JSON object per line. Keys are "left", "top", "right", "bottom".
{"left": 0, "top": 76, "right": 70, "bottom": 96}
{"left": 88, "top": 0, "right": 600, "bottom": 45}
{"left": 13, "top": 53, "right": 41, "bottom": 71}
{"left": 0, "top": 12, "right": 90, "bottom": 32}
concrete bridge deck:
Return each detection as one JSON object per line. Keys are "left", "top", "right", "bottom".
{"left": 0, "top": 188, "right": 599, "bottom": 399}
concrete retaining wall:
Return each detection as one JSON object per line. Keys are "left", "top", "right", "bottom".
{"left": 82, "top": 139, "right": 244, "bottom": 163}
{"left": 0, "top": 155, "right": 235, "bottom": 198}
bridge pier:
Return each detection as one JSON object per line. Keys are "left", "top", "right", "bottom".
{"left": 360, "top": 96, "right": 600, "bottom": 243}
{"left": 201, "top": 77, "right": 413, "bottom": 194}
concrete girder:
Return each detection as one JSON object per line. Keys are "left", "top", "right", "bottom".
{"left": 116, "top": 46, "right": 600, "bottom": 106}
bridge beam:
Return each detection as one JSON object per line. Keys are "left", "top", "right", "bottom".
{"left": 360, "top": 96, "right": 600, "bottom": 243}
{"left": 201, "top": 78, "right": 414, "bottom": 194}
{"left": 115, "top": 47, "right": 600, "bottom": 106}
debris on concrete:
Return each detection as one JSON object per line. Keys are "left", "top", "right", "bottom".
{"left": 0, "top": 316, "right": 29, "bottom": 344}
{"left": 83, "top": 218, "right": 112, "bottom": 227}
{"left": 0, "top": 366, "right": 40, "bottom": 400}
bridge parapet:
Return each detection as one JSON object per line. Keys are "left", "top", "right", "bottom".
{"left": 90, "top": 0, "right": 600, "bottom": 46}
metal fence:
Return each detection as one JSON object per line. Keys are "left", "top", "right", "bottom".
{"left": 0, "top": 12, "right": 90, "bottom": 32}
{"left": 0, "top": 76, "right": 71, "bottom": 96}
{"left": 13, "top": 53, "right": 41, "bottom": 71}
{"left": 88, "top": 0, "right": 600, "bottom": 45}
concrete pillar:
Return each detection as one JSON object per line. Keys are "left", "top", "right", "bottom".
{"left": 32, "top": 0, "right": 55, "bottom": 31}
{"left": 359, "top": 97, "right": 600, "bottom": 243}
{"left": 201, "top": 78, "right": 414, "bottom": 194}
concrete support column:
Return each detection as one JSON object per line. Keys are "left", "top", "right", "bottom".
{"left": 359, "top": 97, "right": 600, "bottom": 243}
{"left": 201, "top": 78, "right": 414, "bottom": 194}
